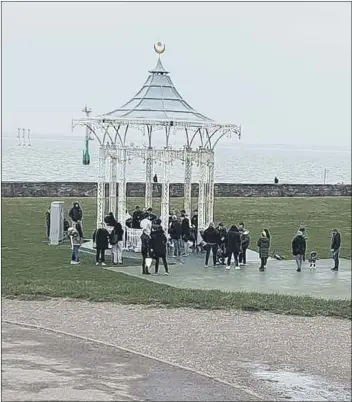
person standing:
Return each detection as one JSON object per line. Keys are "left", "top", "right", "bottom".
{"left": 110, "top": 221, "right": 124, "bottom": 265}
{"left": 68, "top": 226, "right": 82, "bottom": 264}
{"left": 104, "top": 212, "right": 117, "bottom": 227}
{"left": 132, "top": 206, "right": 143, "bottom": 229}
{"left": 226, "top": 225, "right": 241, "bottom": 269}
{"left": 150, "top": 226, "right": 170, "bottom": 275}
{"left": 203, "top": 222, "right": 220, "bottom": 267}
{"left": 181, "top": 213, "right": 191, "bottom": 256}
{"left": 69, "top": 201, "right": 83, "bottom": 224}
{"left": 257, "top": 230, "right": 270, "bottom": 271}
{"left": 93, "top": 223, "right": 110, "bottom": 266}
{"left": 239, "top": 229, "right": 250, "bottom": 266}
{"left": 217, "top": 223, "right": 227, "bottom": 265}
{"left": 140, "top": 228, "right": 152, "bottom": 275}
{"left": 191, "top": 209, "right": 198, "bottom": 250}
{"left": 292, "top": 230, "right": 307, "bottom": 272}
{"left": 169, "top": 215, "right": 182, "bottom": 257}
{"left": 45, "top": 207, "right": 51, "bottom": 240}
{"left": 330, "top": 229, "right": 341, "bottom": 271}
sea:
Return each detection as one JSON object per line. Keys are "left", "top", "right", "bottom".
{"left": 2, "top": 133, "right": 351, "bottom": 184}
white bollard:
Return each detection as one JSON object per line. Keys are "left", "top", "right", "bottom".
{"left": 49, "top": 201, "right": 65, "bottom": 245}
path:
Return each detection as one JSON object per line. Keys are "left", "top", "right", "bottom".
{"left": 2, "top": 299, "right": 351, "bottom": 401}
{"left": 2, "top": 322, "right": 249, "bottom": 401}
{"left": 106, "top": 250, "right": 351, "bottom": 300}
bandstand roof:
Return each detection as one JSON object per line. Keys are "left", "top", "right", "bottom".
{"left": 102, "top": 57, "right": 214, "bottom": 124}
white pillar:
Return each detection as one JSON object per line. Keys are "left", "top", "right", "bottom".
{"left": 184, "top": 147, "right": 192, "bottom": 217}
{"left": 97, "top": 146, "right": 106, "bottom": 228}
{"left": 161, "top": 147, "right": 170, "bottom": 232}
{"left": 118, "top": 147, "right": 127, "bottom": 224}
{"left": 197, "top": 149, "right": 207, "bottom": 233}
{"left": 109, "top": 147, "right": 117, "bottom": 217}
{"left": 145, "top": 147, "right": 153, "bottom": 209}
{"left": 206, "top": 150, "right": 215, "bottom": 225}
{"left": 22, "top": 128, "right": 26, "bottom": 146}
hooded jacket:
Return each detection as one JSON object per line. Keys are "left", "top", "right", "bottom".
{"left": 93, "top": 227, "right": 110, "bottom": 249}
{"left": 69, "top": 202, "right": 83, "bottom": 222}
{"left": 292, "top": 233, "right": 306, "bottom": 256}
{"left": 110, "top": 222, "right": 124, "bottom": 244}
{"left": 203, "top": 226, "right": 220, "bottom": 245}
{"left": 226, "top": 226, "right": 241, "bottom": 253}
{"left": 151, "top": 227, "right": 168, "bottom": 255}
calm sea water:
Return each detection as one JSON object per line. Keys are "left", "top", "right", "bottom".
{"left": 2, "top": 134, "right": 351, "bottom": 184}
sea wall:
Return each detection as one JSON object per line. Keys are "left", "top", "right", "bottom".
{"left": 1, "top": 182, "right": 351, "bottom": 197}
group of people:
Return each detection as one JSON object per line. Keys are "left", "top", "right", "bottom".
{"left": 60, "top": 201, "right": 343, "bottom": 274}
{"left": 291, "top": 227, "right": 342, "bottom": 272}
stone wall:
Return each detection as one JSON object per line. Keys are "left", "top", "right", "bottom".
{"left": 2, "top": 181, "right": 351, "bottom": 197}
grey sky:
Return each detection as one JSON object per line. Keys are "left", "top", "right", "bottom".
{"left": 2, "top": 1, "right": 351, "bottom": 146}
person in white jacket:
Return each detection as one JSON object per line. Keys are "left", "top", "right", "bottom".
{"left": 140, "top": 214, "right": 152, "bottom": 231}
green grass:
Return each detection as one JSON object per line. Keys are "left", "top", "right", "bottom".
{"left": 1, "top": 197, "right": 351, "bottom": 319}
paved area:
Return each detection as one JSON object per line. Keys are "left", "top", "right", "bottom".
{"left": 105, "top": 250, "right": 351, "bottom": 300}
{"left": 2, "top": 322, "right": 250, "bottom": 401}
{"left": 2, "top": 299, "right": 351, "bottom": 401}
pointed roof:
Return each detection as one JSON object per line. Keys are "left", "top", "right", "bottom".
{"left": 103, "top": 56, "right": 214, "bottom": 123}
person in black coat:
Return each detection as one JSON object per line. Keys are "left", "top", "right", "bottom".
{"left": 104, "top": 212, "right": 117, "bottom": 227}
{"left": 69, "top": 201, "right": 83, "bottom": 223}
{"left": 191, "top": 210, "right": 198, "bottom": 249}
{"left": 331, "top": 229, "right": 341, "bottom": 271}
{"left": 239, "top": 230, "right": 250, "bottom": 265}
{"left": 93, "top": 223, "right": 110, "bottom": 266}
{"left": 132, "top": 206, "right": 143, "bottom": 229}
{"left": 217, "top": 223, "right": 227, "bottom": 265}
{"left": 181, "top": 214, "right": 191, "bottom": 255}
{"left": 140, "top": 228, "right": 152, "bottom": 275}
{"left": 226, "top": 225, "right": 241, "bottom": 269}
{"left": 169, "top": 216, "right": 183, "bottom": 257}
{"left": 110, "top": 222, "right": 124, "bottom": 264}
{"left": 292, "top": 231, "right": 306, "bottom": 272}
{"left": 203, "top": 222, "right": 220, "bottom": 267}
{"left": 150, "top": 227, "right": 169, "bottom": 275}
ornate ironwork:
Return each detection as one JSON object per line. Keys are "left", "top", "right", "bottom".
{"left": 97, "top": 146, "right": 106, "bottom": 228}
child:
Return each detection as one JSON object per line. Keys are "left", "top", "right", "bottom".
{"left": 68, "top": 226, "right": 82, "bottom": 265}
{"left": 308, "top": 250, "right": 319, "bottom": 269}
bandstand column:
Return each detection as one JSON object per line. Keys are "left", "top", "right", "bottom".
{"left": 118, "top": 147, "right": 127, "bottom": 225}
{"left": 108, "top": 147, "right": 117, "bottom": 216}
{"left": 197, "top": 148, "right": 207, "bottom": 235}
{"left": 206, "top": 150, "right": 215, "bottom": 225}
{"left": 161, "top": 147, "right": 170, "bottom": 232}
{"left": 183, "top": 147, "right": 192, "bottom": 217}
{"left": 145, "top": 147, "right": 153, "bottom": 209}
{"left": 97, "top": 146, "right": 106, "bottom": 228}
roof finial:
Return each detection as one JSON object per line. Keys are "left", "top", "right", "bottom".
{"left": 154, "top": 42, "right": 166, "bottom": 56}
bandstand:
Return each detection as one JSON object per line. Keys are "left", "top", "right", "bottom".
{"left": 72, "top": 42, "right": 241, "bottom": 248}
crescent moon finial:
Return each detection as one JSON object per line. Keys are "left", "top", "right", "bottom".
{"left": 154, "top": 42, "right": 166, "bottom": 55}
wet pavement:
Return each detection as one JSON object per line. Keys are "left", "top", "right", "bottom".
{"left": 105, "top": 250, "right": 351, "bottom": 300}
{"left": 2, "top": 322, "right": 259, "bottom": 401}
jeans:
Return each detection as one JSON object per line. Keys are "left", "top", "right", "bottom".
{"left": 227, "top": 251, "right": 239, "bottom": 267}
{"left": 172, "top": 238, "right": 182, "bottom": 257}
{"left": 154, "top": 254, "right": 169, "bottom": 273}
{"left": 332, "top": 249, "right": 339, "bottom": 269}
{"left": 205, "top": 244, "right": 217, "bottom": 266}
{"left": 295, "top": 254, "right": 304, "bottom": 270}
{"left": 239, "top": 247, "right": 247, "bottom": 264}
{"left": 71, "top": 245, "right": 80, "bottom": 262}
{"left": 112, "top": 241, "right": 123, "bottom": 263}
{"left": 96, "top": 248, "right": 105, "bottom": 263}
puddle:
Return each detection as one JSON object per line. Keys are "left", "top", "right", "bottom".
{"left": 242, "top": 363, "right": 351, "bottom": 401}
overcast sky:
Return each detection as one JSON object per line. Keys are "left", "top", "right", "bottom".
{"left": 2, "top": 1, "right": 351, "bottom": 146}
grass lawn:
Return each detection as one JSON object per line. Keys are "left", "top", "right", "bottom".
{"left": 1, "top": 197, "right": 351, "bottom": 319}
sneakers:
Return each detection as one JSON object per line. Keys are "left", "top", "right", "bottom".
{"left": 259, "top": 267, "right": 265, "bottom": 271}
{"left": 204, "top": 265, "right": 208, "bottom": 268}
{"left": 152, "top": 272, "right": 159, "bottom": 276}
{"left": 235, "top": 265, "right": 241, "bottom": 270}
{"left": 331, "top": 267, "right": 338, "bottom": 271}
{"left": 164, "top": 272, "right": 170, "bottom": 276}
{"left": 70, "top": 261, "right": 76, "bottom": 265}
{"left": 296, "top": 268, "right": 301, "bottom": 272}
{"left": 101, "top": 262, "right": 106, "bottom": 266}
{"left": 96, "top": 262, "right": 100, "bottom": 266}
{"left": 225, "top": 266, "right": 231, "bottom": 270}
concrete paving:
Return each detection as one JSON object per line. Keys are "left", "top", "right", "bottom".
{"left": 2, "top": 322, "right": 258, "bottom": 401}
{"left": 105, "top": 250, "right": 351, "bottom": 300}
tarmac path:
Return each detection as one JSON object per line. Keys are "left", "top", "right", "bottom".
{"left": 2, "top": 298, "right": 351, "bottom": 401}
